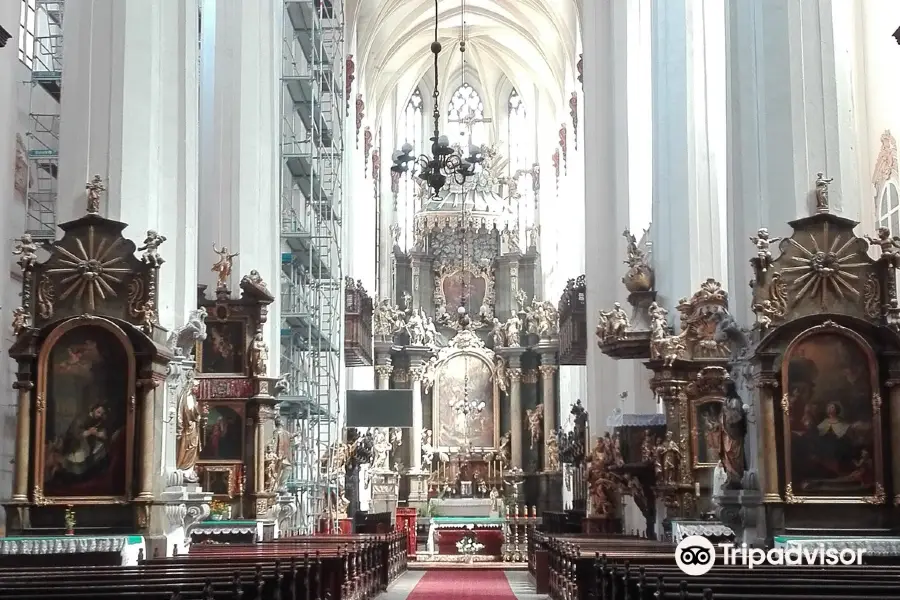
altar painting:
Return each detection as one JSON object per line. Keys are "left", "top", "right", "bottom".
{"left": 37, "top": 320, "right": 135, "bottom": 500}
{"left": 434, "top": 353, "right": 496, "bottom": 449}
{"left": 442, "top": 270, "right": 486, "bottom": 316}
{"left": 199, "top": 321, "right": 246, "bottom": 374}
{"left": 692, "top": 400, "right": 723, "bottom": 467}
{"left": 781, "top": 329, "right": 882, "bottom": 501}
{"left": 200, "top": 403, "right": 245, "bottom": 461}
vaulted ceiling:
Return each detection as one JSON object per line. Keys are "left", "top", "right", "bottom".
{"left": 347, "top": 0, "right": 581, "bottom": 126}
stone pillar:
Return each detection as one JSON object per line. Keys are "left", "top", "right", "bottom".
{"left": 375, "top": 364, "right": 393, "bottom": 390}
{"left": 407, "top": 348, "right": 431, "bottom": 473}
{"left": 11, "top": 382, "right": 32, "bottom": 502}
{"left": 757, "top": 378, "right": 781, "bottom": 502}
{"left": 499, "top": 348, "right": 527, "bottom": 470}
{"left": 651, "top": 0, "right": 728, "bottom": 311}
{"left": 57, "top": 0, "right": 200, "bottom": 330}
{"left": 725, "top": 0, "right": 863, "bottom": 322}
{"left": 538, "top": 364, "right": 557, "bottom": 471}
{"left": 582, "top": 0, "right": 651, "bottom": 435}
{"left": 198, "top": 0, "right": 280, "bottom": 369}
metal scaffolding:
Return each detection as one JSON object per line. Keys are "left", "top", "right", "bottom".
{"left": 279, "top": 0, "right": 345, "bottom": 533}
{"left": 25, "top": 0, "right": 64, "bottom": 241}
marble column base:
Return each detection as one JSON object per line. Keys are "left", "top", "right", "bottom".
{"left": 370, "top": 472, "right": 400, "bottom": 515}
{"left": 407, "top": 472, "right": 429, "bottom": 504}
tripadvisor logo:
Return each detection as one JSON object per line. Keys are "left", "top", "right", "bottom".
{"left": 675, "top": 536, "right": 866, "bottom": 576}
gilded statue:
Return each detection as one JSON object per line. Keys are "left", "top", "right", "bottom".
{"left": 654, "top": 431, "right": 681, "bottom": 486}
{"left": 648, "top": 302, "right": 668, "bottom": 340}
{"left": 85, "top": 174, "right": 105, "bottom": 213}
{"left": 814, "top": 172, "right": 833, "bottom": 212}
{"left": 504, "top": 314, "right": 521, "bottom": 346}
{"left": 720, "top": 382, "right": 747, "bottom": 489}
{"left": 545, "top": 432, "right": 560, "bottom": 472}
{"left": 622, "top": 229, "right": 654, "bottom": 292}
{"left": 250, "top": 331, "right": 269, "bottom": 376}
{"left": 526, "top": 404, "right": 544, "bottom": 449}
{"left": 272, "top": 417, "right": 292, "bottom": 490}
{"left": 11, "top": 306, "right": 30, "bottom": 337}
{"left": 211, "top": 244, "right": 239, "bottom": 289}
{"left": 264, "top": 442, "right": 280, "bottom": 493}
{"left": 12, "top": 234, "right": 38, "bottom": 271}
{"left": 138, "top": 230, "right": 167, "bottom": 267}
{"left": 751, "top": 300, "right": 778, "bottom": 331}
{"left": 586, "top": 435, "right": 625, "bottom": 518}
{"left": 175, "top": 372, "right": 202, "bottom": 480}
{"left": 597, "top": 302, "right": 630, "bottom": 344}
{"left": 866, "top": 227, "right": 900, "bottom": 268}
{"left": 373, "top": 298, "right": 405, "bottom": 338}
{"left": 749, "top": 228, "right": 781, "bottom": 273}
{"left": 526, "top": 300, "right": 559, "bottom": 339}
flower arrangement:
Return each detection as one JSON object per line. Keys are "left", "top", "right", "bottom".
{"left": 209, "top": 500, "right": 231, "bottom": 520}
{"left": 456, "top": 526, "right": 484, "bottom": 559}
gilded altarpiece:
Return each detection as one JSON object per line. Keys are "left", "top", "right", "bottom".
{"left": 749, "top": 208, "right": 900, "bottom": 536}
{"left": 5, "top": 185, "right": 173, "bottom": 535}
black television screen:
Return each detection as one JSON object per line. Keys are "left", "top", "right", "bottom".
{"left": 345, "top": 389, "right": 414, "bottom": 428}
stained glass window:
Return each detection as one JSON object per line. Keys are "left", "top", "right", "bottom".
{"left": 447, "top": 83, "right": 486, "bottom": 149}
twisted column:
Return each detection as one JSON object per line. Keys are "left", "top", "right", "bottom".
{"left": 538, "top": 365, "right": 558, "bottom": 471}
{"left": 509, "top": 368, "right": 523, "bottom": 469}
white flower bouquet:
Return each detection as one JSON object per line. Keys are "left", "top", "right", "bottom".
{"left": 456, "top": 531, "right": 484, "bottom": 556}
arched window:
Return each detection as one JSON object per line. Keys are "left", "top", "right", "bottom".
{"left": 879, "top": 182, "right": 900, "bottom": 235}
{"left": 400, "top": 89, "right": 424, "bottom": 251}
{"left": 507, "top": 89, "right": 529, "bottom": 173}
{"left": 447, "top": 83, "right": 486, "bottom": 148}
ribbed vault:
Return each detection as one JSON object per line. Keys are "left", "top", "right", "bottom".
{"left": 348, "top": 0, "right": 581, "bottom": 127}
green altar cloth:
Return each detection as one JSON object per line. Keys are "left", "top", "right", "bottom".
{"left": 431, "top": 517, "right": 505, "bottom": 526}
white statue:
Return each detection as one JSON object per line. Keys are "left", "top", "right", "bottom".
{"left": 167, "top": 307, "right": 208, "bottom": 358}
{"left": 372, "top": 428, "right": 392, "bottom": 472}
{"left": 515, "top": 289, "right": 528, "bottom": 313}
{"left": 421, "top": 429, "right": 435, "bottom": 468}
{"left": 648, "top": 302, "right": 668, "bottom": 341}
{"left": 504, "top": 314, "right": 521, "bottom": 347}
{"left": 407, "top": 310, "right": 426, "bottom": 346}
{"left": 422, "top": 310, "right": 438, "bottom": 347}
{"left": 421, "top": 356, "right": 438, "bottom": 394}
{"left": 750, "top": 228, "right": 781, "bottom": 272}
{"left": 490, "top": 318, "right": 505, "bottom": 348}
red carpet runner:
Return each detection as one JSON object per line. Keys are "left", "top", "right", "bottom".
{"left": 406, "top": 570, "right": 517, "bottom": 600}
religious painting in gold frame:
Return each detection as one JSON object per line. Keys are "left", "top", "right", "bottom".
{"left": 440, "top": 269, "right": 489, "bottom": 316}
{"left": 199, "top": 401, "right": 246, "bottom": 463}
{"left": 691, "top": 397, "right": 724, "bottom": 469}
{"left": 33, "top": 317, "right": 137, "bottom": 505}
{"left": 200, "top": 464, "right": 239, "bottom": 498}
{"left": 432, "top": 351, "right": 500, "bottom": 451}
{"left": 197, "top": 318, "right": 247, "bottom": 376}
{"left": 779, "top": 321, "right": 884, "bottom": 504}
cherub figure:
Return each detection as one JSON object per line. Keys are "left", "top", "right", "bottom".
{"left": 12, "top": 234, "right": 38, "bottom": 271}
{"left": 752, "top": 300, "right": 779, "bottom": 331}
{"left": 11, "top": 306, "right": 29, "bottom": 336}
{"left": 138, "top": 230, "right": 167, "bottom": 267}
{"left": 211, "top": 244, "right": 239, "bottom": 289}
{"left": 866, "top": 227, "right": 900, "bottom": 268}
{"left": 815, "top": 172, "right": 833, "bottom": 212}
{"left": 750, "top": 228, "right": 781, "bottom": 273}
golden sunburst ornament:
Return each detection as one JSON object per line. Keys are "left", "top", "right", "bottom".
{"left": 781, "top": 222, "right": 868, "bottom": 308}
{"left": 46, "top": 226, "right": 131, "bottom": 311}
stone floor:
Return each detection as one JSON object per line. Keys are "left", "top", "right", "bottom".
{"left": 377, "top": 570, "right": 546, "bottom": 600}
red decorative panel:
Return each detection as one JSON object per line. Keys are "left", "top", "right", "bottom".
{"left": 198, "top": 377, "right": 254, "bottom": 399}
{"left": 435, "top": 528, "right": 503, "bottom": 556}
{"left": 395, "top": 507, "right": 417, "bottom": 556}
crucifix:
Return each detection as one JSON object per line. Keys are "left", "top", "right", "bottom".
{"left": 449, "top": 106, "right": 492, "bottom": 145}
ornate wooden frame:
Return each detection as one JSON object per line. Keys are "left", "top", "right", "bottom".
{"left": 438, "top": 267, "right": 494, "bottom": 315}
{"left": 33, "top": 316, "right": 137, "bottom": 505}
{"left": 198, "top": 400, "right": 247, "bottom": 464}
{"left": 432, "top": 349, "right": 501, "bottom": 452}
{"left": 779, "top": 321, "right": 885, "bottom": 504}
{"left": 196, "top": 318, "right": 250, "bottom": 376}
{"left": 690, "top": 396, "right": 725, "bottom": 469}
{"left": 200, "top": 463, "right": 240, "bottom": 498}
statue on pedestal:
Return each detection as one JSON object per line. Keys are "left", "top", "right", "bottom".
{"left": 250, "top": 331, "right": 269, "bottom": 376}
{"left": 211, "top": 244, "right": 239, "bottom": 290}
{"left": 175, "top": 372, "right": 202, "bottom": 482}
{"left": 372, "top": 428, "right": 392, "bottom": 472}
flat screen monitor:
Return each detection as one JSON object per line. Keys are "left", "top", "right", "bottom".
{"left": 345, "top": 389, "right": 414, "bottom": 428}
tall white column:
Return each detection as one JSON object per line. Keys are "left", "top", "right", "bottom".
{"left": 725, "top": 0, "right": 863, "bottom": 322}
{"left": 409, "top": 367, "right": 423, "bottom": 472}
{"left": 198, "top": 0, "right": 280, "bottom": 372}
{"left": 583, "top": 0, "right": 650, "bottom": 434}
{"left": 651, "top": 0, "right": 727, "bottom": 311}
{"left": 57, "top": 0, "right": 200, "bottom": 330}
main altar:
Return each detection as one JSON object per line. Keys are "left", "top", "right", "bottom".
{"left": 362, "top": 145, "right": 559, "bottom": 558}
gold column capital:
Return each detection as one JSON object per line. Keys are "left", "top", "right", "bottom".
{"left": 508, "top": 368, "right": 523, "bottom": 383}
{"left": 374, "top": 365, "right": 394, "bottom": 378}
{"left": 538, "top": 365, "right": 558, "bottom": 379}
{"left": 410, "top": 366, "right": 425, "bottom": 381}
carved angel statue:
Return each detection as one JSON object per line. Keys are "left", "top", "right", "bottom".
{"left": 749, "top": 228, "right": 781, "bottom": 273}
{"left": 751, "top": 300, "right": 779, "bottom": 331}
{"left": 407, "top": 310, "right": 426, "bottom": 346}
{"left": 421, "top": 429, "right": 435, "bottom": 468}
{"left": 420, "top": 310, "right": 438, "bottom": 347}
{"left": 490, "top": 318, "right": 506, "bottom": 348}
{"left": 12, "top": 234, "right": 38, "bottom": 271}
{"left": 371, "top": 428, "right": 392, "bottom": 472}
{"left": 250, "top": 331, "right": 269, "bottom": 376}
{"left": 526, "top": 404, "right": 544, "bottom": 449}
{"left": 494, "top": 355, "right": 509, "bottom": 393}
{"left": 622, "top": 229, "right": 648, "bottom": 268}
{"left": 175, "top": 371, "right": 202, "bottom": 481}
{"left": 138, "top": 230, "right": 167, "bottom": 267}
{"left": 264, "top": 442, "right": 281, "bottom": 493}
{"left": 598, "top": 303, "right": 630, "bottom": 345}
{"left": 815, "top": 172, "right": 833, "bottom": 212}
{"left": 515, "top": 289, "right": 528, "bottom": 313}
{"left": 545, "top": 432, "right": 560, "bottom": 472}
{"left": 504, "top": 314, "right": 521, "bottom": 347}
{"left": 167, "top": 307, "right": 208, "bottom": 358}
{"left": 211, "top": 244, "right": 239, "bottom": 289}
{"left": 11, "top": 306, "right": 29, "bottom": 337}
{"left": 887, "top": 299, "right": 900, "bottom": 332}
{"left": 866, "top": 227, "right": 900, "bottom": 267}
{"left": 498, "top": 431, "right": 511, "bottom": 464}
{"left": 647, "top": 302, "right": 668, "bottom": 341}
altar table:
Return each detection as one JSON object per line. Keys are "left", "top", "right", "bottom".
{"left": 426, "top": 516, "right": 506, "bottom": 555}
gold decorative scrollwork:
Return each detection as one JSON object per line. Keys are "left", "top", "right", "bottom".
{"left": 769, "top": 272, "right": 788, "bottom": 316}
{"left": 784, "top": 482, "right": 803, "bottom": 504}
{"left": 864, "top": 483, "right": 886, "bottom": 505}
{"left": 780, "top": 393, "right": 789, "bottom": 413}
{"left": 863, "top": 273, "right": 882, "bottom": 319}
{"left": 36, "top": 275, "right": 55, "bottom": 320}
{"left": 33, "top": 487, "right": 50, "bottom": 506}
{"left": 35, "top": 394, "right": 44, "bottom": 413}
